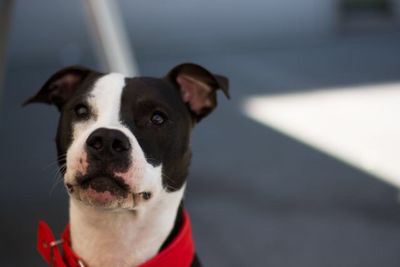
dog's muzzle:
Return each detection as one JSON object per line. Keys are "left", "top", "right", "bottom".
{"left": 64, "top": 127, "right": 153, "bottom": 209}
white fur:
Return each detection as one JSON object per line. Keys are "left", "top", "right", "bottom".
{"left": 64, "top": 74, "right": 185, "bottom": 266}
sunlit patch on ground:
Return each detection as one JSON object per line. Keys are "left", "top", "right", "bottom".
{"left": 243, "top": 82, "right": 400, "bottom": 188}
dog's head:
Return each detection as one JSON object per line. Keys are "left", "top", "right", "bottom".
{"left": 25, "top": 63, "right": 229, "bottom": 210}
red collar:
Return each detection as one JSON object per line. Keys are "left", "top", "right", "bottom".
{"left": 37, "top": 210, "right": 195, "bottom": 267}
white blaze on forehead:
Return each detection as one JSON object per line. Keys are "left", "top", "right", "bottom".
{"left": 90, "top": 73, "right": 126, "bottom": 125}
{"left": 66, "top": 73, "right": 128, "bottom": 183}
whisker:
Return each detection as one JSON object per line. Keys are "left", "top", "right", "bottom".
{"left": 49, "top": 164, "right": 67, "bottom": 195}
{"left": 43, "top": 154, "right": 67, "bottom": 170}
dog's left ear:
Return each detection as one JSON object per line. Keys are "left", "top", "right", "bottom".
{"left": 23, "top": 65, "right": 97, "bottom": 111}
{"left": 166, "top": 63, "right": 230, "bottom": 122}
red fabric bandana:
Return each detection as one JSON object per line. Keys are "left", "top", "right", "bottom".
{"left": 37, "top": 210, "right": 195, "bottom": 267}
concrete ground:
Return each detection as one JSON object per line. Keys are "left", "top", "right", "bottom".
{"left": 1, "top": 2, "right": 400, "bottom": 266}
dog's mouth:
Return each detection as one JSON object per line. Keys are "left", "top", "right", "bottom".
{"left": 66, "top": 173, "right": 152, "bottom": 208}
{"left": 78, "top": 174, "right": 130, "bottom": 196}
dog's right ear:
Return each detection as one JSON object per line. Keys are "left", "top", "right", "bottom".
{"left": 23, "top": 66, "right": 96, "bottom": 110}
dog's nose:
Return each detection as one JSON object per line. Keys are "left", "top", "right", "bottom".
{"left": 86, "top": 128, "right": 131, "bottom": 158}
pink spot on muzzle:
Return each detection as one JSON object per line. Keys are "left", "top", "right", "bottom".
{"left": 87, "top": 187, "right": 114, "bottom": 200}
{"left": 114, "top": 167, "right": 137, "bottom": 187}
{"left": 74, "top": 152, "right": 89, "bottom": 175}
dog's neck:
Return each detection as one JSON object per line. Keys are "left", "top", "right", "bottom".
{"left": 69, "top": 188, "right": 185, "bottom": 267}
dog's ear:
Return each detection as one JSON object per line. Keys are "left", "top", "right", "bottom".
{"left": 23, "top": 65, "right": 96, "bottom": 110}
{"left": 166, "top": 63, "right": 230, "bottom": 122}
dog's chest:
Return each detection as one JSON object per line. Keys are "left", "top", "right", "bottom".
{"left": 69, "top": 189, "right": 184, "bottom": 267}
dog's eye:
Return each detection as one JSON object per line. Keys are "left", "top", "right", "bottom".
{"left": 74, "top": 104, "right": 89, "bottom": 118}
{"left": 150, "top": 111, "right": 167, "bottom": 126}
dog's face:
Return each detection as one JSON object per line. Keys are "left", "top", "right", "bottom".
{"left": 25, "top": 64, "right": 229, "bottom": 210}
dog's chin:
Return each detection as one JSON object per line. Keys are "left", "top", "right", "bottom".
{"left": 75, "top": 187, "right": 137, "bottom": 209}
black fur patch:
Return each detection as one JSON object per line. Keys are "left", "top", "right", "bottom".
{"left": 120, "top": 77, "right": 193, "bottom": 191}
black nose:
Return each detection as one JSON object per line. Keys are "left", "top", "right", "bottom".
{"left": 86, "top": 128, "right": 131, "bottom": 159}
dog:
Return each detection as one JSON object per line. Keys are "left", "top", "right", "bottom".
{"left": 24, "top": 63, "right": 229, "bottom": 267}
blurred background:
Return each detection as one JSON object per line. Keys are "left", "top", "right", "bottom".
{"left": 1, "top": 0, "right": 400, "bottom": 266}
